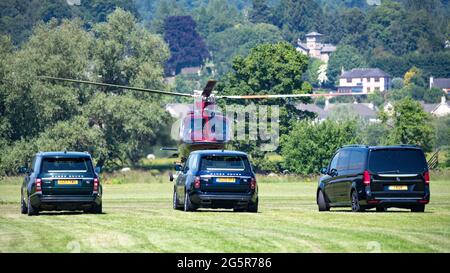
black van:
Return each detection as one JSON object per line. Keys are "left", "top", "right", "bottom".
{"left": 317, "top": 145, "right": 430, "bottom": 212}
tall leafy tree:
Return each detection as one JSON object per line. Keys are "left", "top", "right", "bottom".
{"left": 326, "top": 45, "right": 367, "bottom": 85}
{"left": 207, "top": 23, "right": 284, "bottom": 75}
{"left": 163, "top": 15, "right": 210, "bottom": 75}
{"left": 249, "top": 0, "right": 273, "bottom": 24}
{"left": 281, "top": 119, "right": 361, "bottom": 175}
{"left": 381, "top": 98, "right": 435, "bottom": 152}
{"left": 92, "top": 8, "right": 169, "bottom": 92}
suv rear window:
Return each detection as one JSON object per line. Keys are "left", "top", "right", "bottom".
{"left": 41, "top": 158, "right": 92, "bottom": 173}
{"left": 200, "top": 155, "right": 249, "bottom": 171}
{"left": 368, "top": 149, "right": 427, "bottom": 174}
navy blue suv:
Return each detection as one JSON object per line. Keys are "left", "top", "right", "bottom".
{"left": 317, "top": 145, "right": 430, "bottom": 212}
{"left": 171, "top": 150, "right": 258, "bottom": 212}
{"left": 19, "top": 152, "right": 102, "bottom": 216}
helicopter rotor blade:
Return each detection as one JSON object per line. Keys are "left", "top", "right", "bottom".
{"left": 39, "top": 76, "right": 194, "bottom": 97}
{"left": 201, "top": 80, "right": 217, "bottom": 97}
{"left": 217, "top": 92, "right": 367, "bottom": 99}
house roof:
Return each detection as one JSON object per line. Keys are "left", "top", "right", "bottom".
{"left": 327, "top": 103, "right": 377, "bottom": 119}
{"left": 296, "top": 103, "right": 377, "bottom": 120}
{"left": 306, "top": 32, "right": 323, "bottom": 37}
{"left": 340, "top": 68, "right": 391, "bottom": 79}
{"left": 432, "top": 78, "right": 450, "bottom": 89}
{"left": 321, "top": 44, "right": 336, "bottom": 52}
{"left": 296, "top": 41, "right": 309, "bottom": 51}
{"left": 296, "top": 103, "right": 328, "bottom": 119}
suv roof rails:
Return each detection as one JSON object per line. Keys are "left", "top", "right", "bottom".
{"left": 342, "top": 145, "right": 368, "bottom": 148}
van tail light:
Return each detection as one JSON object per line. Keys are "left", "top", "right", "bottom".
{"left": 423, "top": 171, "right": 430, "bottom": 185}
{"left": 363, "top": 170, "right": 371, "bottom": 186}
{"left": 194, "top": 176, "right": 201, "bottom": 189}
{"left": 250, "top": 178, "right": 257, "bottom": 190}
{"left": 93, "top": 177, "right": 99, "bottom": 193}
{"left": 35, "top": 178, "right": 42, "bottom": 193}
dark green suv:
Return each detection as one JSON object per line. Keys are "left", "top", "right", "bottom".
{"left": 20, "top": 152, "right": 103, "bottom": 216}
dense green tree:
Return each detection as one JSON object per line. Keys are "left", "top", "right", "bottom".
{"left": 382, "top": 98, "right": 435, "bottom": 152}
{"left": 207, "top": 23, "right": 284, "bottom": 75}
{"left": 84, "top": 93, "right": 173, "bottom": 167}
{"left": 273, "top": 0, "right": 324, "bottom": 41}
{"left": 92, "top": 8, "right": 169, "bottom": 91}
{"left": 424, "top": 88, "right": 446, "bottom": 103}
{"left": 192, "top": 0, "right": 244, "bottom": 38}
{"left": 281, "top": 119, "right": 361, "bottom": 174}
{"left": 326, "top": 45, "right": 367, "bottom": 85}
{"left": 163, "top": 15, "right": 210, "bottom": 75}
{"left": 249, "top": 0, "right": 273, "bottom": 24}
{"left": 1, "top": 19, "right": 92, "bottom": 140}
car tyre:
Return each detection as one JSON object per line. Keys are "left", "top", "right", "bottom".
{"left": 184, "top": 191, "right": 196, "bottom": 212}
{"left": 247, "top": 198, "right": 258, "bottom": 213}
{"left": 351, "top": 190, "right": 365, "bottom": 212}
{"left": 89, "top": 202, "right": 102, "bottom": 214}
{"left": 317, "top": 190, "right": 330, "bottom": 212}
{"left": 20, "top": 194, "right": 27, "bottom": 214}
{"left": 27, "top": 196, "right": 38, "bottom": 216}
{"left": 173, "top": 190, "right": 183, "bottom": 210}
{"left": 411, "top": 204, "right": 425, "bottom": 212}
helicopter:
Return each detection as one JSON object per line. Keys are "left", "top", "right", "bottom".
{"left": 40, "top": 76, "right": 364, "bottom": 160}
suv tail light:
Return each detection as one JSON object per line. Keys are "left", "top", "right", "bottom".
{"left": 35, "top": 178, "right": 42, "bottom": 193}
{"left": 194, "top": 176, "right": 201, "bottom": 189}
{"left": 93, "top": 177, "right": 99, "bottom": 193}
{"left": 363, "top": 170, "right": 371, "bottom": 186}
{"left": 250, "top": 177, "right": 257, "bottom": 190}
{"left": 423, "top": 171, "right": 430, "bottom": 185}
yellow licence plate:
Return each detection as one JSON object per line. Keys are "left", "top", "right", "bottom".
{"left": 57, "top": 180, "right": 79, "bottom": 185}
{"left": 389, "top": 185, "right": 408, "bottom": 191}
{"left": 216, "top": 177, "right": 235, "bottom": 183}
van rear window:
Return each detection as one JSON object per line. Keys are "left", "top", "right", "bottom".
{"left": 41, "top": 158, "right": 92, "bottom": 173}
{"left": 368, "top": 149, "right": 427, "bottom": 174}
{"left": 200, "top": 155, "right": 249, "bottom": 171}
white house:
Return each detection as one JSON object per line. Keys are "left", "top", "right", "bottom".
{"left": 337, "top": 68, "right": 392, "bottom": 93}
{"left": 430, "top": 77, "right": 450, "bottom": 94}
{"left": 296, "top": 32, "right": 336, "bottom": 63}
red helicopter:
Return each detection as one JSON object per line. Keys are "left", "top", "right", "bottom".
{"left": 40, "top": 76, "right": 363, "bottom": 158}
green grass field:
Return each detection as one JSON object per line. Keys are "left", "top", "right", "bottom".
{"left": 1, "top": 173, "right": 450, "bottom": 253}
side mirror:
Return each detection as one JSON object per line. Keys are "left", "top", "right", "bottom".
{"left": 174, "top": 163, "right": 182, "bottom": 172}
{"left": 320, "top": 167, "right": 328, "bottom": 175}
{"left": 329, "top": 168, "right": 338, "bottom": 177}
{"left": 94, "top": 166, "right": 102, "bottom": 174}
{"left": 169, "top": 172, "right": 174, "bottom": 182}
{"left": 18, "top": 166, "right": 28, "bottom": 174}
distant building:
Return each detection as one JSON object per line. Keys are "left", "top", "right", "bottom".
{"left": 66, "top": 0, "right": 81, "bottom": 5}
{"left": 296, "top": 32, "right": 336, "bottom": 63}
{"left": 297, "top": 100, "right": 378, "bottom": 122}
{"left": 430, "top": 77, "right": 450, "bottom": 94}
{"left": 421, "top": 96, "right": 450, "bottom": 117}
{"left": 337, "top": 68, "right": 392, "bottom": 93}
{"left": 180, "top": 66, "right": 202, "bottom": 76}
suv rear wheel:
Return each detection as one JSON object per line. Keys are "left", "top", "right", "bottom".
{"left": 317, "top": 190, "right": 330, "bottom": 212}
{"left": 351, "top": 190, "right": 365, "bottom": 212}
{"left": 248, "top": 198, "right": 258, "bottom": 213}
{"left": 173, "top": 190, "right": 183, "bottom": 210}
{"left": 88, "top": 203, "right": 102, "bottom": 214}
{"left": 184, "top": 192, "right": 196, "bottom": 212}
{"left": 411, "top": 204, "right": 425, "bottom": 212}
{"left": 20, "top": 194, "right": 27, "bottom": 214}
{"left": 27, "top": 197, "right": 38, "bottom": 216}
